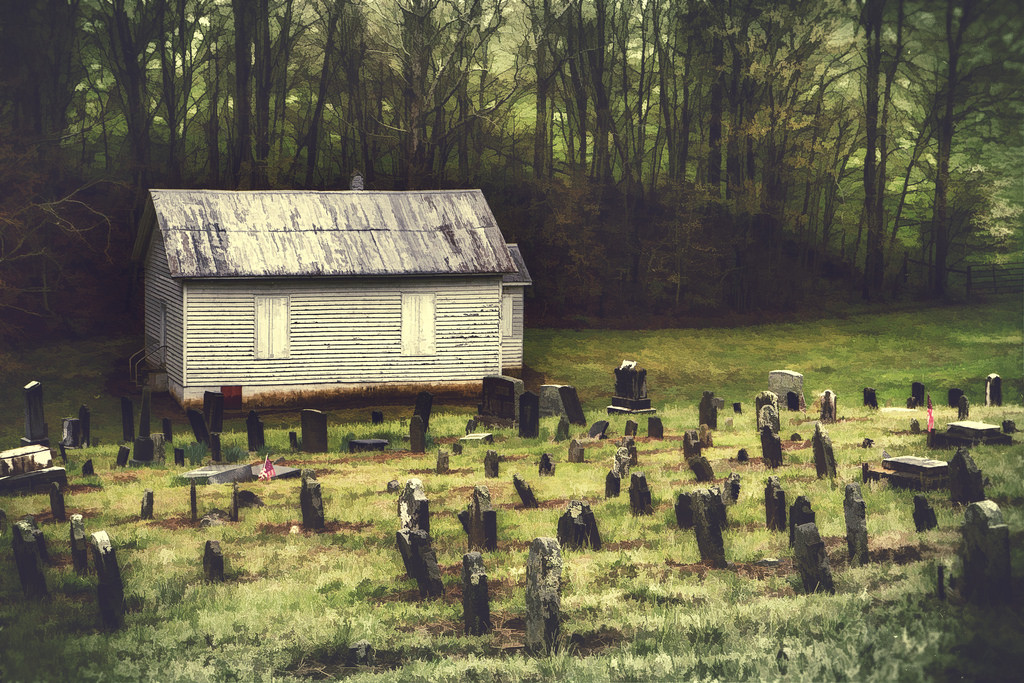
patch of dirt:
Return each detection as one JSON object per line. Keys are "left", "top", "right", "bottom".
{"left": 496, "top": 498, "right": 567, "bottom": 511}
{"left": 568, "top": 625, "right": 626, "bottom": 655}
{"left": 64, "top": 484, "right": 103, "bottom": 494}
{"left": 108, "top": 472, "right": 139, "bottom": 483}
{"left": 781, "top": 440, "right": 811, "bottom": 451}
{"left": 28, "top": 509, "right": 89, "bottom": 525}
{"left": 665, "top": 556, "right": 796, "bottom": 582}
{"left": 151, "top": 514, "right": 196, "bottom": 530}
{"left": 257, "top": 520, "right": 373, "bottom": 535}
{"left": 407, "top": 468, "right": 475, "bottom": 476}
{"left": 501, "top": 453, "right": 533, "bottom": 461}
{"left": 333, "top": 451, "right": 427, "bottom": 465}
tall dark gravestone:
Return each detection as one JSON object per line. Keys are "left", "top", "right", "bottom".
{"left": 647, "top": 416, "right": 664, "bottom": 439}
{"left": 698, "top": 391, "right": 718, "bottom": 430}
{"left": 78, "top": 405, "right": 92, "bottom": 447}
{"left": 246, "top": 411, "right": 265, "bottom": 452}
{"left": 477, "top": 376, "right": 522, "bottom": 424}
{"left": 186, "top": 409, "right": 210, "bottom": 446}
{"left": 21, "top": 381, "right": 49, "bottom": 447}
{"left": 518, "top": 392, "right": 540, "bottom": 439}
{"left": 120, "top": 397, "right": 134, "bottom": 444}
{"left": 789, "top": 496, "right": 815, "bottom": 547}
{"left": 162, "top": 418, "right": 173, "bottom": 444}
{"left": 911, "top": 382, "right": 925, "bottom": 408}
{"left": 558, "top": 386, "right": 587, "bottom": 426}
{"left": 139, "top": 387, "right": 152, "bottom": 438}
{"left": 203, "top": 391, "right": 225, "bottom": 434}
{"left": 413, "top": 391, "right": 434, "bottom": 432}
{"left": 947, "top": 388, "right": 964, "bottom": 409}
{"left": 863, "top": 388, "right": 877, "bottom": 409}
{"left": 410, "top": 415, "right": 426, "bottom": 454}
{"left": 90, "top": 531, "right": 125, "bottom": 628}
{"left": 986, "top": 374, "right": 1002, "bottom": 406}
{"left": 301, "top": 409, "right": 329, "bottom": 453}
{"left": 611, "top": 360, "right": 651, "bottom": 411}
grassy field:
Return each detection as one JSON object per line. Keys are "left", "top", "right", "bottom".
{"left": 0, "top": 298, "right": 1022, "bottom": 681}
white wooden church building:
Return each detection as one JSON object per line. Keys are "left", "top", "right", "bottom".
{"left": 132, "top": 188, "right": 531, "bottom": 407}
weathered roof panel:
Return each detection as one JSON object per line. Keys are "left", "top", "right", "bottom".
{"left": 502, "top": 244, "right": 533, "bottom": 285}
{"left": 148, "top": 189, "right": 518, "bottom": 278}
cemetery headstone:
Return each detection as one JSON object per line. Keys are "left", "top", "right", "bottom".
{"left": 203, "top": 540, "right": 224, "bottom": 582}
{"left": 675, "top": 492, "right": 694, "bottom": 529}
{"left": 539, "top": 385, "right": 568, "bottom": 418}
{"left": 682, "top": 430, "right": 701, "bottom": 460}
{"left": 519, "top": 391, "right": 540, "bottom": 439}
{"left": 605, "top": 469, "right": 620, "bottom": 498}
{"left": 947, "top": 388, "right": 964, "bottom": 408}
{"left": 755, "top": 391, "right": 779, "bottom": 429}
{"left": 300, "top": 478, "right": 325, "bottom": 530}
{"left": 910, "top": 419, "right": 921, "bottom": 434}
{"left": 301, "top": 409, "right": 329, "bottom": 453}
{"left": 190, "top": 482, "right": 197, "bottom": 522}
{"left": 90, "top": 530, "right": 125, "bottom": 627}
{"left": 698, "top": 424, "right": 714, "bottom": 448}
{"left": 139, "top": 387, "right": 152, "bottom": 438}
{"left": 811, "top": 422, "right": 837, "bottom": 479}
{"left": 624, "top": 420, "right": 638, "bottom": 437}
{"left": 699, "top": 391, "right": 718, "bottom": 429}
{"left": 371, "top": 411, "right": 384, "bottom": 425}
{"left": 203, "top": 391, "right": 224, "bottom": 433}
{"left": 435, "top": 450, "right": 449, "bottom": 474}
{"left": 478, "top": 375, "right": 523, "bottom": 424}
{"left": 907, "top": 397, "right": 917, "bottom": 409}
{"left": 115, "top": 445, "right": 129, "bottom": 468}
{"left": 611, "top": 360, "right": 652, "bottom": 413}
{"left": 985, "top": 373, "right": 1002, "bottom": 407}
{"left": 958, "top": 500, "right": 1010, "bottom": 605}
{"left": 398, "top": 479, "right": 430, "bottom": 533}
{"left": 1002, "top": 420, "right": 1016, "bottom": 434}
{"left": 79, "top": 405, "right": 91, "bottom": 447}
{"left": 588, "top": 420, "right": 609, "bottom": 439}
{"left": 70, "top": 514, "right": 88, "bottom": 574}
{"left": 409, "top": 415, "right": 426, "bottom": 454}
{"left": 395, "top": 527, "right": 444, "bottom": 599}
{"left": 346, "top": 640, "right": 374, "bottom": 667}
{"left": 819, "top": 390, "right": 837, "bottom": 424}
{"left": 174, "top": 448, "right": 184, "bottom": 466}
{"left": 210, "top": 433, "right": 221, "bottom": 462}
{"left": 733, "top": 402, "right": 742, "bottom": 414}
{"left": 556, "top": 500, "right": 601, "bottom": 550}
{"left": 120, "top": 397, "right": 134, "bottom": 444}
{"left": 863, "top": 388, "right": 878, "bottom": 409}
{"left": 765, "top": 477, "right": 786, "bottom": 532}
{"left": 150, "top": 433, "right": 166, "bottom": 460}
{"left": 81, "top": 459, "right": 94, "bottom": 476}
{"left": 12, "top": 520, "right": 48, "bottom": 598}
{"left": 844, "top": 483, "right": 868, "bottom": 566}
{"left": 458, "top": 486, "right": 497, "bottom": 551}
{"left": 131, "top": 436, "right": 154, "bottom": 465}
{"left": 957, "top": 394, "right": 969, "bottom": 420}
{"left": 539, "top": 452, "right": 555, "bottom": 476}
{"left": 613, "top": 447, "right": 631, "bottom": 480}
{"left": 452, "top": 443, "right": 463, "bottom": 455}
{"left": 229, "top": 483, "right": 239, "bottom": 522}
{"left": 721, "top": 472, "right": 741, "bottom": 506}
{"left": 289, "top": 431, "right": 299, "bottom": 450}
{"left": 462, "top": 552, "right": 492, "bottom": 636}
{"left": 861, "top": 438, "right": 874, "bottom": 448}
{"left": 558, "top": 385, "right": 587, "bottom": 426}
{"left": 387, "top": 480, "right": 400, "bottom": 493}
{"left": 140, "top": 490, "right": 154, "bottom": 520}
{"left": 948, "top": 447, "right": 985, "bottom": 505}
{"left": 768, "top": 371, "right": 805, "bottom": 411}
{"left": 61, "top": 418, "right": 82, "bottom": 449}
{"left": 913, "top": 495, "right": 937, "bottom": 532}
{"left": 911, "top": 382, "right": 925, "bottom": 408}
{"left": 186, "top": 409, "right": 210, "bottom": 446}
{"left": 758, "top": 404, "right": 780, "bottom": 435}
{"left": 713, "top": 397, "right": 726, "bottom": 410}
{"left": 688, "top": 454, "right": 715, "bottom": 482}
{"left": 647, "top": 416, "right": 664, "bottom": 439}
{"left": 49, "top": 482, "right": 66, "bottom": 522}
{"left": 513, "top": 474, "right": 539, "bottom": 508}
{"left": 525, "top": 537, "right": 563, "bottom": 654}
{"left": 20, "top": 382, "right": 49, "bottom": 447}
{"left": 789, "top": 496, "right": 815, "bottom": 547}
{"left": 761, "top": 427, "right": 783, "bottom": 468}
{"left": 567, "top": 439, "right": 585, "bottom": 463}
{"left": 620, "top": 436, "right": 638, "bottom": 466}
{"left": 793, "top": 522, "right": 835, "bottom": 594}
{"left": 413, "top": 391, "right": 434, "bottom": 432}
{"left": 161, "top": 417, "right": 172, "bottom": 444}
{"left": 484, "top": 450, "right": 500, "bottom": 478}
{"left": 737, "top": 448, "right": 749, "bottom": 463}
{"left": 246, "top": 411, "right": 265, "bottom": 452}
{"left": 555, "top": 416, "right": 570, "bottom": 442}
{"left": 692, "top": 489, "right": 727, "bottom": 568}
{"left": 628, "top": 472, "right": 654, "bottom": 515}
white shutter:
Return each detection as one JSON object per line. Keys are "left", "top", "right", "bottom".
{"left": 419, "top": 293, "right": 436, "bottom": 354}
{"left": 255, "top": 296, "right": 289, "bottom": 359}
{"left": 255, "top": 296, "right": 271, "bottom": 359}
{"left": 402, "top": 292, "right": 436, "bottom": 356}
{"left": 501, "top": 293, "right": 513, "bottom": 337}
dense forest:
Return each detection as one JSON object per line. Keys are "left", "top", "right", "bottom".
{"left": 1, "top": 0, "right": 1022, "bottom": 341}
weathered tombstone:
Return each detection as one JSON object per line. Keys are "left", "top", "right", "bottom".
{"left": 20, "top": 382, "right": 49, "bottom": 447}
{"left": 768, "top": 371, "right": 805, "bottom": 411}
{"left": 209, "top": 433, "right": 222, "bottom": 462}
{"left": 911, "top": 382, "right": 925, "bottom": 408}
{"left": 132, "top": 436, "right": 154, "bottom": 464}
{"left": 620, "top": 436, "right": 638, "bottom": 466}
{"left": 203, "top": 391, "right": 224, "bottom": 433}
{"left": 203, "top": 540, "right": 224, "bottom": 582}
{"left": 462, "top": 552, "right": 492, "bottom": 636}
{"left": 674, "top": 492, "right": 694, "bottom": 529}
{"left": 811, "top": 422, "right": 837, "bottom": 479}
{"left": 628, "top": 473, "right": 654, "bottom": 515}
{"left": 81, "top": 459, "right": 94, "bottom": 476}
{"left": 604, "top": 469, "right": 621, "bottom": 498}
{"left": 758, "top": 404, "right": 780, "bottom": 435}
{"left": 688, "top": 455, "right": 715, "bottom": 482}
{"left": 483, "top": 450, "right": 500, "bottom": 478}
{"left": 301, "top": 409, "right": 329, "bottom": 453}
{"left": 120, "top": 396, "right": 134, "bottom": 444}
{"left": 413, "top": 391, "right": 434, "bottom": 432}
{"left": 588, "top": 420, "right": 609, "bottom": 439}
{"left": 150, "top": 433, "right": 166, "bottom": 460}
{"left": 478, "top": 376, "right": 523, "bottom": 424}
{"left": 613, "top": 447, "right": 631, "bottom": 480}
{"left": 386, "top": 480, "right": 400, "bottom": 493}
{"left": 819, "top": 390, "right": 837, "bottom": 424}
{"left": 959, "top": 500, "right": 1010, "bottom": 605}
{"left": 371, "top": 410, "right": 384, "bottom": 425}
{"left": 556, "top": 500, "right": 601, "bottom": 550}
{"left": 647, "top": 416, "right": 664, "bottom": 439}
{"left": 737, "top": 448, "right": 749, "bottom": 462}
{"left": 525, "top": 537, "right": 563, "bottom": 654}
{"left": 733, "top": 402, "right": 742, "bottom": 414}
{"left": 682, "top": 430, "right": 702, "bottom": 460}
{"left": 1003, "top": 420, "right": 1016, "bottom": 434}
{"left": 161, "top": 417, "right": 172, "bottom": 444}
{"left": 861, "top": 438, "right": 874, "bottom": 449}
{"left": 346, "top": 640, "right": 374, "bottom": 667}
{"left": 698, "top": 424, "right": 714, "bottom": 448}
{"left": 49, "top": 482, "right": 66, "bottom": 522}
{"left": 61, "top": 418, "right": 82, "bottom": 449}
{"left": 539, "top": 452, "right": 555, "bottom": 476}
{"left": 435, "top": 450, "right": 449, "bottom": 474}
{"left": 957, "top": 394, "right": 969, "bottom": 420}
{"left": 229, "top": 483, "right": 239, "bottom": 522}
{"left": 761, "top": 427, "right": 783, "bottom": 468}
{"left": 246, "top": 411, "right": 265, "bottom": 452}
{"left": 289, "top": 431, "right": 299, "bottom": 450}
{"left": 948, "top": 447, "right": 985, "bottom": 505}
{"left": 458, "top": 486, "right": 497, "bottom": 551}
{"left": 70, "top": 514, "right": 88, "bottom": 574}
{"left": 721, "top": 472, "right": 741, "bottom": 506}
{"left": 12, "top": 520, "right": 48, "bottom": 598}
{"left": 409, "top": 415, "right": 426, "bottom": 454}
{"left": 395, "top": 527, "right": 444, "bottom": 599}
{"left": 910, "top": 419, "right": 921, "bottom": 434}
{"left": 554, "top": 416, "right": 570, "bottom": 442}
{"left": 139, "top": 387, "right": 152, "bottom": 438}
{"left": 611, "top": 360, "right": 652, "bottom": 412}
{"left": 698, "top": 391, "right": 718, "bottom": 429}
{"left": 624, "top": 420, "right": 638, "bottom": 437}
{"left": 985, "top": 373, "right": 1002, "bottom": 407}
{"left": 513, "top": 474, "right": 539, "bottom": 508}
{"left": 793, "top": 523, "right": 835, "bottom": 594}
{"left": 913, "top": 495, "right": 937, "bottom": 532}
{"left": 79, "top": 405, "right": 91, "bottom": 447}
{"left": 140, "top": 490, "right": 154, "bottom": 520}
{"left": 300, "top": 478, "right": 325, "bottom": 530}
{"left": 558, "top": 385, "right": 587, "bottom": 426}
{"left": 863, "top": 388, "right": 878, "bottom": 409}
{"left": 539, "top": 385, "right": 568, "bottom": 418}
{"left": 190, "top": 482, "right": 198, "bottom": 522}
{"left": 765, "top": 477, "right": 786, "bottom": 532}
{"left": 567, "top": 439, "right": 585, "bottom": 463}
{"left": 466, "top": 418, "right": 477, "bottom": 436}
{"left": 90, "top": 531, "right": 125, "bottom": 627}
{"left": 519, "top": 391, "right": 540, "bottom": 439}
{"left": 692, "top": 489, "right": 727, "bottom": 568}
{"left": 173, "top": 448, "right": 184, "bottom": 466}
{"left": 755, "top": 391, "right": 779, "bottom": 430}
{"left": 789, "top": 496, "right": 815, "bottom": 547}
{"left": 398, "top": 479, "right": 430, "bottom": 533}
{"left": 452, "top": 443, "right": 463, "bottom": 455}
{"left": 844, "top": 483, "right": 868, "bottom": 566}
{"left": 947, "top": 388, "right": 964, "bottom": 408}
{"left": 186, "top": 409, "right": 210, "bottom": 446}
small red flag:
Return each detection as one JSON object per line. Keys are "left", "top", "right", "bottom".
{"left": 926, "top": 394, "right": 934, "bottom": 432}
{"left": 258, "top": 455, "right": 275, "bottom": 481}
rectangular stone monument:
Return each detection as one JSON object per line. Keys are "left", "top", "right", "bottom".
{"left": 60, "top": 418, "right": 82, "bottom": 449}
{"left": 413, "top": 391, "right": 434, "bottom": 432}
{"left": 89, "top": 531, "right": 125, "bottom": 628}
{"left": 558, "top": 385, "right": 587, "bottom": 426}
{"left": 246, "top": 411, "right": 265, "bottom": 452}
{"left": 410, "top": 415, "right": 426, "bottom": 453}
{"left": 477, "top": 375, "right": 524, "bottom": 425}
{"left": 349, "top": 438, "right": 388, "bottom": 453}
{"left": 139, "top": 387, "right": 152, "bottom": 438}
{"left": 608, "top": 360, "right": 655, "bottom": 414}
{"left": 929, "top": 420, "right": 1013, "bottom": 449}
{"left": 768, "top": 370, "right": 805, "bottom": 411}
{"left": 519, "top": 391, "right": 540, "bottom": 439}
{"left": 23, "top": 381, "right": 49, "bottom": 447}
{"left": 301, "top": 409, "right": 329, "bottom": 453}
{"left": 462, "top": 552, "right": 492, "bottom": 635}
{"left": 525, "top": 538, "right": 563, "bottom": 654}
{"left": 539, "top": 385, "right": 568, "bottom": 418}
{"left": 78, "top": 405, "right": 91, "bottom": 447}
{"left": 203, "top": 391, "right": 224, "bottom": 434}
{"left": 186, "top": 409, "right": 210, "bottom": 446}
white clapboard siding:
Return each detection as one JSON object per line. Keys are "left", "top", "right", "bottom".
{"left": 500, "top": 287, "right": 525, "bottom": 370}
{"left": 144, "top": 232, "right": 184, "bottom": 385}
{"left": 183, "top": 277, "right": 503, "bottom": 387}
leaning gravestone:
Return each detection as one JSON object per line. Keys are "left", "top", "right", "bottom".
{"left": 789, "top": 496, "right": 815, "bottom": 547}
{"left": 525, "top": 537, "right": 563, "bottom": 654}
{"left": 554, "top": 416, "right": 570, "bottom": 442}
{"left": 911, "top": 382, "right": 925, "bottom": 408}
{"left": 948, "top": 447, "right": 985, "bottom": 505}
{"left": 819, "top": 390, "right": 837, "bottom": 424}
{"left": 90, "top": 530, "right": 125, "bottom": 628}
{"left": 519, "top": 391, "right": 540, "bottom": 439}
{"left": 567, "top": 439, "right": 585, "bottom": 463}
{"left": 120, "top": 397, "right": 134, "bottom": 444}
{"left": 539, "top": 452, "right": 555, "bottom": 476}
{"left": 793, "top": 522, "right": 835, "bottom": 594}
{"left": 628, "top": 473, "right": 654, "bottom": 516}
{"left": 647, "top": 416, "right": 664, "bottom": 439}
{"left": 300, "top": 478, "right": 325, "bottom": 531}
{"left": 863, "top": 388, "right": 878, "bottom": 409}
{"left": 985, "top": 373, "right": 1002, "bottom": 407}
{"left": 558, "top": 386, "right": 587, "bottom": 426}
{"left": 765, "top": 477, "right": 786, "bottom": 532}
{"left": 957, "top": 394, "right": 969, "bottom": 420}
{"left": 301, "top": 409, "right": 329, "bottom": 453}
{"left": 12, "top": 520, "right": 48, "bottom": 598}
{"left": 204, "top": 540, "right": 225, "bottom": 582}
{"left": 398, "top": 479, "right": 430, "bottom": 534}
{"left": 462, "top": 551, "right": 492, "bottom": 636}
{"left": 674, "top": 492, "right": 694, "bottom": 529}
{"left": 958, "top": 500, "right": 1010, "bottom": 605}
{"left": 140, "top": 490, "right": 154, "bottom": 520}
{"left": 698, "top": 391, "right": 718, "bottom": 430}
{"left": 484, "top": 450, "right": 499, "bottom": 478}
{"left": 246, "top": 411, "right": 265, "bottom": 452}
{"left": 49, "top": 482, "right": 66, "bottom": 522}
{"left": 70, "top": 514, "right": 88, "bottom": 574}
{"left": 513, "top": 474, "right": 539, "bottom": 508}
{"left": 457, "top": 486, "right": 497, "bottom": 552}
{"left": 913, "top": 495, "right": 937, "bottom": 532}
{"left": 811, "top": 422, "right": 837, "bottom": 479}
{"left": 761, "top": 426, "right": 783, "bottom": 468}
{"left": 395, "top": 527, "right": 444, "bottom": 599}
{"left": 413, "top": 391, "right": 434, "bottom": 432}
{"left": 693, "top": 489, "right": 727, "bottom": 568}
{"left": 556, "top": 500, "right": 601, "bottom": 550}
{"left": 409, "top": 415, "right": 426, "bottom": 454}
{"left": 186, "top": 409, "right": 210, "bottom": 446}
{"left": 209, "top": 433, "right": 222, "bottom": 462}
{"left": 203, "top": 391, "right": 224, "bottom": 434}
{"left": 688, "top": 454, "right": 715, "bottom": 482}
{"left": 844, "top": 483, "right": 868, "bottom": 566}
{"left": 588, "top": 420, "right": 609, "bottom": 439}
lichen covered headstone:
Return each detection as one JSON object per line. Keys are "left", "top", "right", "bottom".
{"left": 811, "top": 422, "right": 836, "bottom": 479}
{"left": 462, "top": 551, "right": 492, "bottom": 636}
{"left": 844, "top": 483, "right": 868, "bottom": 566}
{"left": 958, "top": 500, "right": 1010, "bottom": 605}
{"left": 513, "top": 474, "right": 539, "bottom": 508}
{"left": 948, "top": 447, "right": 985, "bottom": 505}
{"left": 793, "top": 522, "right": 834, "bottom": 594}
{"left": 556, "top": 500, "right": 601, "bottom": 550}
{"left": 760, "top": 427, "right": 783, "bottom": 468}
{"left": 692, "top": 489, "right": 727, "bottom": 568}
{"left": 525, "top": 537, "right": 563, "bottom": 654}
{"left": 90, "top": 530, "right": 125, "bottom": 627}
{"left": 628, "top": 472, "right": 654, "bottom": 516}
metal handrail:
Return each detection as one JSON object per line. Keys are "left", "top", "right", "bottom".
{"left": 130, "top": 345, "right": 167, "bottom": 386}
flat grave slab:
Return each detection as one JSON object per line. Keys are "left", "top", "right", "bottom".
{"left": 880, "top": 407, "right": 917, "bottom": 413}
{"left": 882, "top": 455, "right": 949, "bottom": 475}
{"left": 0, "top": 466, "right": 67, "bottom": 494}
{"left": 863, "top": 455, "right": 949, "bottom": 491}
{"left": 946, "top": 421, "right": 1003, "bottom": 437}
{"left": 606, "top": 405, "right": 657, "bottom": 415}
{"left": 930, "top": 420, "right": 1013, "bottom": 448}
{"left": 460, "top": 433, "right": 494, "bottom": 445}
{"left": 0, "top": 444, "right": 53, "bottom": 476}
{"left": 183, "top": 463, "right": 300, "bottom": 484}
{"left": 349, "top": 439, "right": 388, "bottom": 453}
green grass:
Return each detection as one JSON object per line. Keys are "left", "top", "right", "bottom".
{"left": 0, "top": 298, "right": 1022, "bottom": 681}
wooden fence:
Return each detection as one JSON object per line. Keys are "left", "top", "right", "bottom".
{"left": 967, "top": 262, "right": 1024, "bottom": 296}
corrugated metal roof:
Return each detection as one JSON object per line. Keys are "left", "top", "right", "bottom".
{"left": 146, "top": 189, "right": 519, "bottom": 278}
{"left": 502, "top": 244, "right": 533, "bottom": 285}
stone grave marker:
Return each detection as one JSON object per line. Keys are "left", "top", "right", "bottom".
{"left": 204, "top": 540, "right": 224, "bottom": 582}
{"left": 674, "top": 492, "right": 693, "bottom": 529}
{"left": 435, "top": 450, "right": 449, "bottom": 474}
{"left": 462, "top": 552, "right": 492, "bottom": 636}
{"left": 346, "top": 641, "right": 374, "bottom": 667}
{"left": 79, "top": 405, "right": 91, "bottom": 447}
{"left": 49, "top": 482, "right": 65, "bottom": 522}
{"left": 713, "top": 397, "right": 726, "bottom": 410}
{"left": 698, "top": 424, "right": 714, "bottom": 448}
{"left": 484, "top": 450, "right": 500, "bottom": 478}
{"left": 567, "top": 439, "right": 585, "bottom": 463}
{"left": 789, "top": 496, "right": 815, "bottom": 547}
{"left": 737, "top": 448, "right": 749, "bottom": 462}
{"left": 386, "top": 480, "right": 400, "bottom": 493}
{"left": 371, "top": 411, "right": 384, "bottom": 425}
{"left": 844, "top": 483, "right": 868, "bottom": 566}
{"left": 90, "top": 530, "right": 125, "bottom": 627}
{"left": 60, "top": 418, "right": 82, "bottom": 449}
{"left": 768, "top": 371, "right": 805, "bottom": 411}
{"left": 688, "top": 454, "right": 715, "bottom": 482}
{"left": 958, "top": 500, "right": 1010, "bottom": 605}
{"left": 139, "top": 387, "right": 152, "bottom": 438}
{"left": 398, "top": 479, "right": 429, "bottom": 533}
{"left": 556, "top": 500, "right": 601, "bottom": 550}
{"left": 949, "top": 447, "right": 985, "bottom": 504}
{"left": 761, "top": 427, "right": 783, "bottom": 468}
{"left": 620, "top": 436, "right": 638, "bottom": 466}
{"left": 765, "top": 476, "right": 786, "bottom": 532}
{"left": 519, "top": 391, "right": 540, "bottom": 439}
{"left": 300, "top": 478, "right": 325, "bottom": 530}
{"left": 477, "top": 375, "right": 523, "bottom": 425}
{"left": 21, "top": 383, "right": 50, "bottom": 447}
{"left": 985, "top": 373, "right": 1002, "bottom": 406}
{"left": 611, "top": 360, "right": 651, "bottom": 410}
{"left": 759, "top": 404, "right": 780, "bottom": 435}
{"left": 733, "top": 402, "right": 742, "bottom": 414}
{"left": 755, "top": 391, "right": 779, "bottom": 429}
{"left": 911, "top": 382, "right": 925, "bottom": 408}
{"left": 539, "top": 453, "right": 555, "bottom": 476}
{"left": 161, "top": 417, "right": 172, "bottom": 444}
{"left": 613, "top": 447, "right": 631, "bottom": 480}
{"left": 203, "top": 391, "right": 224, "bottom": 433}
{"left": 229, "top": 483, "right": 239, "bottom": 522}
{"left": 513, "top": 474, "right": 539, "bottom": 508}
{"left": 539, "top": 385, "right": 566, "bottom": 417}
{"left": 460, "top": 433, "right": 493, "bottom": 445}
{"left": 558, "top": 386, "right": 587, "bottom": 426}
{"left": 588, "top": 420, "right": 609, "bottom": 439}
{"left": 190, "top": 482, "right": 197, "bottom": 522}
{"left": 395, "top": 527, "right": 444, "bottom": 599}
{"left": 906, "top": 397, "right": 917, "bottom": 409}
{"left": 699, "top": 391, "right": 718, "bottom": 429}
{"left": 114, "top": 445, "right": 129, "bottom": 469}
{"left": 863, "top": 388, "right": 878, "bottom": 409}
{"left": 120, "top": 396, "right": 134, "bottom": 444}
{"left": 628, "top": 473, "right": 654, "bottom": 515}
{"left": 140, "top": 490, "right": 154, "bottom": 520}
{"left": 554, "top": 416, "right": 570, "bottom": 442}
{"left": 70, "top": 514, "right": 88, "bottom": 574}
{"left": 811, "top": 422, "right": 837, "bottom": 479}
{"left": 721, "top": 472, "right": 741, "bottom": 506}
{"left": 624, "top": 420, "right": 638, "bottom": 437}
{"left": 1003, "top": 420, "right": 1016, "bottom": 434}
{"left": 151, "top": 433, "right": 167, "bottom": 460}
{"left": 647, "top": 416, "right": 664, "bottom": 439}
{"left": 682, "top": 430, "right": 701, "bottom": 460}
{"left": 452, "top": 443, "right": 463, "bottom": 455}
{"left": 910, "top": 419, "right": 921, "bottom": 434}
{"left": 12, "top": 519, "right": 47, "bottom": 598}
{"left": 957, "top": 394, "right": 969, "bottom": 420}
{"left": 210, "top": 433, "right": 222, "bottom": 462}
{"left": 409, "top": 415, "right": 426, "bottom": 453}
{"left": 301, "top": 409, "right": 329, "bottom": 453}
{"left": 246, "top": 411, "right": 265, "bottom": 452}
{"left": 819, "top": 390, "right": 837, "bottom": 424}
{"left": 457, "top": 486, "right": 497, "bottom": 551}
{"left": 525, "top": 537, "right": 563, "bottom": 654}
{"left": 913, "top": 495, "right": 937, "bottom": 532}
{"left": 131, "top": 436, "right": 155, "bottom": 466}
{"left": 605, "top": 469, "right": 621, "bottom": 498}
{"left": 349, "top": 439, "right": 388, "bottom": 453}
{"left": 693, "top": 489, "right": 727, "bottom": 568}
{"left": 186, "top": 409, "right": 210, "bottom": 446}
{"left": 413, "top": 391, "right": 434, "bottom": 432}
{"left": 793, "top": 523, "right": 834, "bottom": 594}
{"left": 947, "top": 388, "right": 964, "bottom": 408}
